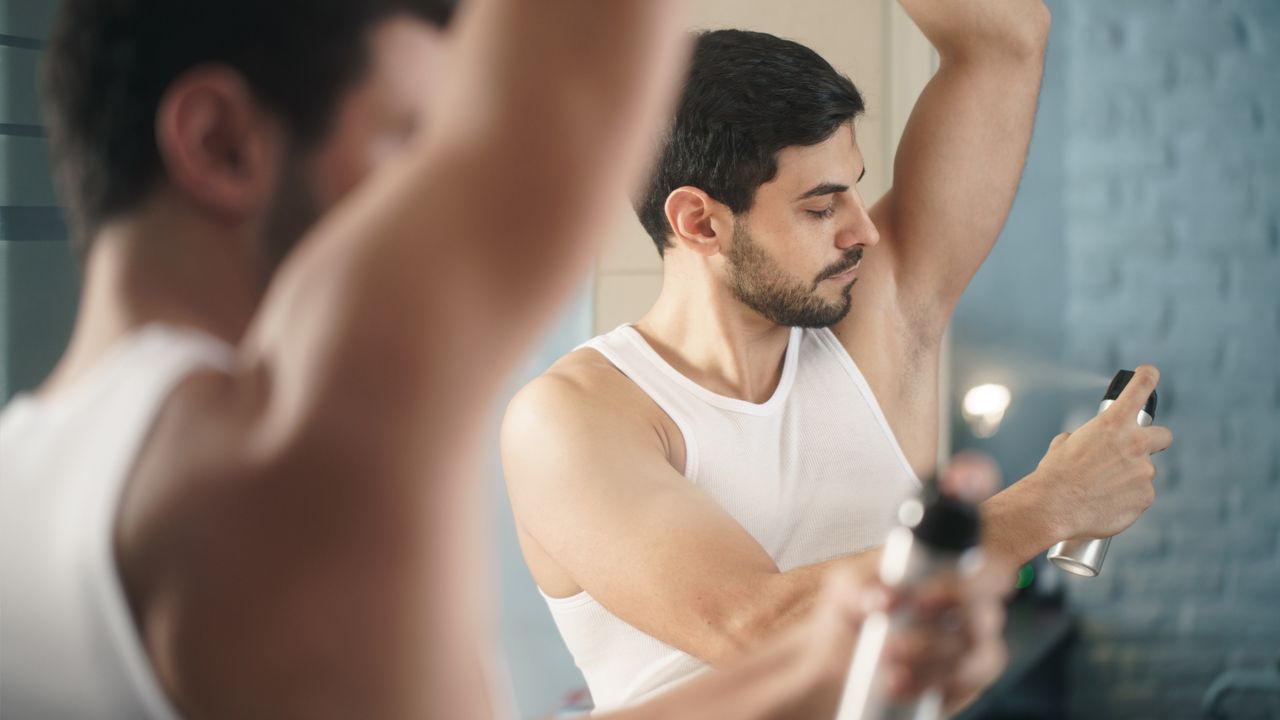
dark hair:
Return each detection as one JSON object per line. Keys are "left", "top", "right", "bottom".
{"left": 41, "top": 0, "right": 455, "bottom": 253}
{"left": 637, "top": 29, "right": 865, "bottom": 256}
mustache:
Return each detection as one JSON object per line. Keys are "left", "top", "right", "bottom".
{"left": 817, "top": 247, "right": 865, "bottom": 281}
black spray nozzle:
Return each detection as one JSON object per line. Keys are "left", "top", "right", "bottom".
{"left": 1104, "top": 369, "right": 1158, "bottom": 421}
{"left": 906, "top": 477, "right": 981, "bottom": 552}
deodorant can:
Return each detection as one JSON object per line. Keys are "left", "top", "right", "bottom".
{"left": 835, "top": 486, "right": 982, "bottom": 720}
{"left": 1047, "top": 369, "right": 1157, "bottom": 577}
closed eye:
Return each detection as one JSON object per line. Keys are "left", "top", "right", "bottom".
{"left": 806, "top": 204, "right": 836, "bottom": 220}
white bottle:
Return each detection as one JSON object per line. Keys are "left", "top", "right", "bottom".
{"left": 836, "top": 488, "right": 983, "bottom": 720}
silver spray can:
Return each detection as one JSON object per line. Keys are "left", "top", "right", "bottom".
{"left": 1047, "top": 369, "right": 1158, "bottom": 577}
{"left": 835, "top": 488, "right": 983, "bottom": 720}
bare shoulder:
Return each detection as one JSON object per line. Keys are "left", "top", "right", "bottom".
{"left": 503, "top": 345, "right": 682, "bottom": 477}
{"left": 507, "top": 346, "right": 654, "bottom": 430}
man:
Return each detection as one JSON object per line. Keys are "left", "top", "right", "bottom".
{"left": 502, "top": 0, "right": 1174, "bottom": 712}
{"left": 0, "top": 0, "right": 997, "bottom": 718}
{"left": 1, "top": 0, "right": 687, "bottom": 716}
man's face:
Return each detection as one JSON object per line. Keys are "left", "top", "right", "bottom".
{"left": 723, "top": 123, "right": 880, "bottom": 328}
{"left": 261, "top": 15, "right": 448, "bottom": 273}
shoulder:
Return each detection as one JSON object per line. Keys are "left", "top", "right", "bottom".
{"left": 507, "top": 346, "right": 650, "bottom": 428}
{"left": 503, "top": 345, "right": 673, "bottom": 472}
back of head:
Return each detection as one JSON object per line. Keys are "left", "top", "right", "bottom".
{"left": 41, "top": 0, "right": 455, "bottom": 256}
{"left": 636, "top": 29, "right": 865, "bottom": 256}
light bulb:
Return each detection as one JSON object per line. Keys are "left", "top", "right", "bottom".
{"left": 961, "top": 383, "right": 1011, "bottom": 438}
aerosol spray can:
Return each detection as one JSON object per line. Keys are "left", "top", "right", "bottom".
{"left": 835, "top": 485, "right": 982, "bottom": 720}
{"left": 1047, "top": 369, "right": 1158, "bottom": 578}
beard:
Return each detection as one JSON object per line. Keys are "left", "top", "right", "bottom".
{"left": 259, "top": 149, "right": 324, "bottom": 283}
{"left": 724, "top": 222, "right": 861, "bottom": 328}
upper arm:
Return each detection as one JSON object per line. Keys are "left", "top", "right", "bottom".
{"left": 870, "top": 9, "right": 1050, "bottom": 317}
{"left": 501, "top": 370, "right": 794, "bottom": 665}
{"left": 238, "top": 0, "right": 691, "bottom": 477}
{"left": 831, "top": 9, "right": 1049, "bottom": 473}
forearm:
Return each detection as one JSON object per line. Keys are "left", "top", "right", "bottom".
{"left": 980, "top": 472, "right": 1064, "bottom": 571}
{"left": 604, "top": 629, "right": 838, "bottom": 720}
{"left": 897, "top": 0, "right": 1050, "bottom": 62}
{"left": 709, "top": 550, "right": 881, "bottom": 666}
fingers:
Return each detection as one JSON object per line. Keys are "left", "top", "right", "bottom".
{"left": 1047, "top": 431, "right": 1071, "bottom": 451}
{"left": 1107, "top": 364, "right": 1160, "bottom": 419}
{"left": 939, "top": 599, "right": 1007, "bottom": 706}
{"left": 883, "top": 621, "right": 972, "bottom": 697}
{"left": 911, "top": 577, "right": 965, "bottom": 618}
{"left": 880, "top": 566, "right": 1009, "bottom": 702}
{"left": 1144, "top": 425, "right": 1173, "bottom": 454}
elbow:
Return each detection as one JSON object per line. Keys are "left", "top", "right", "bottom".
{"left": 691, "top": 600, "right": 776, "bottom": 667}
{"left": 943, "top": 3, "right": 1051, "bottom": 63}
{"left": 1007, "top": 2, "right": 1052, "bottom": 59}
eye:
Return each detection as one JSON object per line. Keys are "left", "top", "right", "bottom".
{"left": 806, "top": 204, "right": 836, "bottom": 220}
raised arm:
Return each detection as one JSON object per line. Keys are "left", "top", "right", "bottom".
{"left": 832, "top": 0, "right": 1050, "bottom": 475}
{"left": 144, "top": 2, "right": 689, "bottom": 717}
{"left": 871, "top": 0, "right": 1050, "bottom": 316}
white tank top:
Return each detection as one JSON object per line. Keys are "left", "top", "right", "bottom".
{"left": 0, "top": 324, "right": 234, "bottom": 720}
{"left": 543, "top": 325, "right": 920, "bottom": 712}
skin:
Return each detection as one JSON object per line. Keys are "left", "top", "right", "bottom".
{"left": 38, "top": 3, "right": 695, "bottom": 718}
{"left": 503, "top": 0, "right": 1174, "bottom": 709}
{"left": 33, "top": 3, "right": 971, "bottom": 718}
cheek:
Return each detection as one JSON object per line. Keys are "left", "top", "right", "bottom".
{"left": 781, "top": 221, "right": 834, "bottom": 277}
{"left": 311, "top": 140, "right": 372, "bottom": 208}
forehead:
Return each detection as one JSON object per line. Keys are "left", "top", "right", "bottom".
{"left": 765, "top": 123, "right": 864, "bottom": 196}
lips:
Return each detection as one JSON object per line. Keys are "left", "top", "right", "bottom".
{"left": 827, "top": 264, "right": 859, "bottom": 282}
{"left": 822, "top": 248, "right": 864, "bottom": 282}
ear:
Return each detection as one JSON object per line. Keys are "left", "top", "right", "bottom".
{"left": 663, "top": 186, "right": 729, "bottom": 257}
{"left": 155, "top": 65, "right": 282, "bottom": 221}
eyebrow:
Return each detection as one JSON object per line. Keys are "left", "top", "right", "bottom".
{"left": 795, "top": 167, "right": 867, "bottom": 201}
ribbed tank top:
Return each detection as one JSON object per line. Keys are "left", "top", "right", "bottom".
{"left": 543, "top": 324, "right": 920, "bottom": 712}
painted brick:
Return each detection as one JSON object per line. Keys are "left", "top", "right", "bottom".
{"left": 1061, "top": 0, "right": 1280, "bottom": 711}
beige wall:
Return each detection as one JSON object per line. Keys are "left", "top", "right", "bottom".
{"left": 593, "top": 0, "right": 935, "bottom": 334}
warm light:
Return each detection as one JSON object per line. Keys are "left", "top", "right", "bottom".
{"left": 962, "top": 383, "right": 1012, "bottom": 438}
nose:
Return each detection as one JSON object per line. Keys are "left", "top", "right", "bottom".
{"left": 835, "top": 199, "right": 879, "bottom": 250}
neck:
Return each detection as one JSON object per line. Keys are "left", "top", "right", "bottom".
{"left": 635, "top": 251, "right": 792, "bottom": 403}
{"left": 41, "top": 198, "right": 262, "bottom": 396}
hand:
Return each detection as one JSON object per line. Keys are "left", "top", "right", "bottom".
{"left": 1030, "top": 364, "right": 1173, "bottom": 541}
{"left": 798, "top": 557, "right": 1009, "bottom": 715}
{"left": 882, "top": 456, "right": 1010, "bottom": 707}
{"left": 878, "top": 569, "right": 1008, "bottom": 706}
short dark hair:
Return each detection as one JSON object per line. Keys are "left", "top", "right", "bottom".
{"left": 41, "top": 0, "right": 455, "bottom": 253}
{"left": 636, "top": 29, "right": 865, "bottom": 256}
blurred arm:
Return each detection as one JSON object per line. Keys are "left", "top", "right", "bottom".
{"left": 150, "top": 2, "right": 689, "bottom": 717}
